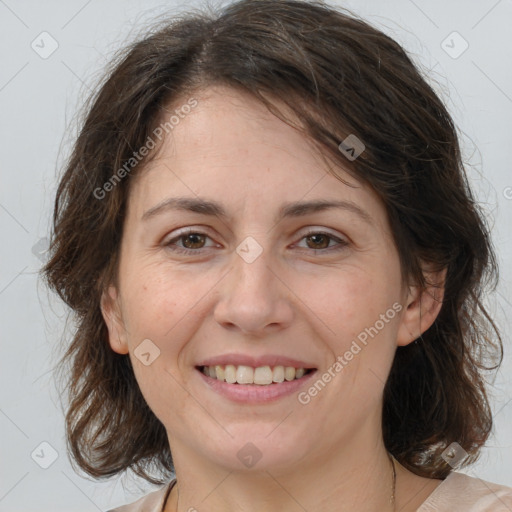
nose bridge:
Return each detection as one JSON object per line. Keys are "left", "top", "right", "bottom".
{"left": 214, "top": 234, "right": 292, "bottom": 334}
{"left": 232, "top": 234, "right": 275, "bottom": 299}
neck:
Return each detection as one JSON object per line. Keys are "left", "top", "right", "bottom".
{"left": 165, "top": 433, "right": 396, "bottom": 512}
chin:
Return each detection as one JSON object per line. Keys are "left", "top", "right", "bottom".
{"left": 205, "top": 429, "right": 310, "bottom": 473}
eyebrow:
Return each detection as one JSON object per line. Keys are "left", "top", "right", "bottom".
{"left": 141, "top": 197, "right": 373, "bottom": 225}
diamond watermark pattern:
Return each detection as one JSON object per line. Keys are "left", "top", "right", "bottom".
{"left": 441, "top": 31, "right": 469, "bottom": 59}
{"left": 32, "top": 237, "right": 50, "bottom": 263}
{"left": 31, "top": 31, "right": 59, "bottom": 59}
{"left": 31, "top": 441, "right": 59, "bottom": 469}
{"left": 237, "top": 442, "right": 263, "bottom": 468}
{"left": 338, "top": 134, "right": 365, "bottom": 161}
{"left": 236, "top": 236, "right": 263, "bottom": 263}
{"left": 134, "top": 338, "right": 161, "bottom": 366}
{"left": 441, "top": 441, "right": 468, "bottom": 469}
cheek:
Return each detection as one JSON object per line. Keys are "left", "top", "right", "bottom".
{"left": 300, "top": 265, "right": 401, "bottom": 346}
{"left": 332, "top": 277, "right": 402, "bottom": 395}
{"left": 119, "top": 262, "right": 215, "bottom": 394}
{"left": 120, "top": 261, "right": 202, "bottom": 341}
{"left": 120, "top": 272, "right": 195, "bottom": 423}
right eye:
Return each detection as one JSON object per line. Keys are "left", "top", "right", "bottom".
{"left": 164, "top": 229, "right": 217, "bottom": 255}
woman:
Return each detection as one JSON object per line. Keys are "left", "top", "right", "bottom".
{"left": 43, "top": 0, "right": 512, "bottom": 510}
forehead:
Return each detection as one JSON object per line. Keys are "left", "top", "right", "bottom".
{"left": 151, "top": 85, "right": 331, "bottom": 172}
{"left": 126, "top": 85, "right": 387, "bottom": 229}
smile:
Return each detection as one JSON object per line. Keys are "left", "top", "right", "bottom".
{"left": 198, "top": 364, "right": 315, "bottom": 385}
{"left": 195, "top": 364, "right": 318, "bottom": 403}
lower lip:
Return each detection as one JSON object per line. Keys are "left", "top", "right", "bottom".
{"left": 196, "top": 368, "right": 318, "bottom": 403}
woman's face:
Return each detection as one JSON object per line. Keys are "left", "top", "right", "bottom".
{"left": 103, "top": 85, "right": 425, "bottom": 474}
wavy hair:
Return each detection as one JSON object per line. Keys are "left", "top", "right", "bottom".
{"left": 43, "top": 0, "right": 503, "bottom": 484}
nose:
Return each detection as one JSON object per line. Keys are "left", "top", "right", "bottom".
{"left": 213, "top": 238, "right": 294, "bottom": 336}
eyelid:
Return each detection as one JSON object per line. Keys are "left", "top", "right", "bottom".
{"left": 163, "top": 225, "right": 350, "bottom": 257}
{"left": 294, "top": 228, "right": 348, "bottom": 250}
{"left": 162, "top": 226, "right": 218, "bottom": 247}
{"left": 164, "top": 225, "right": 347, "bottom": 242}
{"left": 298, "top": 226, "right": 347, "bottom": 241}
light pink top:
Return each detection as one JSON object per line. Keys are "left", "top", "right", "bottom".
{"left": 107, "top": 472, "right": 512, "bottom": 512}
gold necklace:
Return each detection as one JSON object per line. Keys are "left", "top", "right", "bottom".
{"left": 389, "top": 453, "right": 397, "bottom": 511}
{"left": 165, "top": 455, "right": 398, "bottom": 512}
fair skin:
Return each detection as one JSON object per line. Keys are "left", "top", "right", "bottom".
{"left": 102, "top": 85, "right": 445, "bottom": 512}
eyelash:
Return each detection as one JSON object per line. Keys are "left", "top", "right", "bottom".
{"left": 163, "top": 228, "right": 348, "bottom": 256}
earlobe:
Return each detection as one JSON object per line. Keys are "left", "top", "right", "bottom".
{"left": 100, "top": 285, "right": 129, "bottom": 355}
{"left": 396, "top": 268, "right": 447, "bottom": 347}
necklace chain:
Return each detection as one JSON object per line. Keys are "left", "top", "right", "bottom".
{"left": 389, "top": 453, "right": 397, "bottom": 512}
{"left": 166, "top": 454, "right": 398, "bottom": 512}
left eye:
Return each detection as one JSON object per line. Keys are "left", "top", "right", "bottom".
{"left": 296, "top": 231, "right": 347, "bottom": 251}
{"left": 164, "top": 229, "right": 347, "bottom": 254}
{"left": 165, "top": 230, "right": 215, "bottom": 253}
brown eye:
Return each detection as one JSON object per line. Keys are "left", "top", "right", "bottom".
{"left": 296, "top": 230, "right": 348, "bottom": 253}
{"left": 180, "top": 233, "right": 207, "bottom": 249}
{"left": 164, "top": 229, "right": 215, "bottom": 255}
{"left": 305, "top": 233, "right": 331, "bottom": 250}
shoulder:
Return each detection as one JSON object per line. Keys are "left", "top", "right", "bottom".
{"left": 418, "top": 472, "right": 512, "bottom": 511}
{"left": 106, "top": 479, "right": 176, "bottom": 512}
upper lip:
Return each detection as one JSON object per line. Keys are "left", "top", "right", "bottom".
{"left": 196, "top": 353, "right": 317, "bottom": 369}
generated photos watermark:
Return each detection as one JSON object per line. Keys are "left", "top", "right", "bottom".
{"left": 338, "top": 133, "right": 365, "bottom": 161}
{"left": 93, "top": 97, "right": 198, "bottom": 200}
{"left": 298, "top": 302, "right": 403, "bottom": 404}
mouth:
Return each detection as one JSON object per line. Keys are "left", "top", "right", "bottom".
{"left": 195, "top": 364, "right": 316, "bottom": 385}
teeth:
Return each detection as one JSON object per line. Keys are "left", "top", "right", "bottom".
{"left": 254, "top": 366, "right": 273, "bottom": 385}
{"left": 295, "top": 368, "right": 306, "bottom": 379}
{"left": 236, "top": 365, "right": 254, "bottom": 384}
{"left": 215, "top": 365, "right": 225, "bottom": 381}
{"left": 284, "top": 366, "right": 296, "bottom": 381}
{"left": 272, "top": 365, "right": 285, "bottom": 383}
{"left": 225, "top": 364, "right": 236, "bottom": 384}
{"left": 200, "top": 364, "right": 311, "bottom": 385}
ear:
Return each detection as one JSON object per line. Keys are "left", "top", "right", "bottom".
{"left": 397, "top": 267, "right": 447, "bottom": 347}
{"left": 100, "top": 285, "right": 129, "bottom": 355}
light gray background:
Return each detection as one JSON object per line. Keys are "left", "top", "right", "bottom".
{"left": 1, "top": 0, "right": 511, "bottom": 510}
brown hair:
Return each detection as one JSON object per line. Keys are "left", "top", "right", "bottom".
{"left": 43, "top": 0, "right": 503, "bottom": 485}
